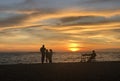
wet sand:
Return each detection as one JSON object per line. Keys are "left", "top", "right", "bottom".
{"left": 0, "top": 62, "right": 120, "bottom": 81}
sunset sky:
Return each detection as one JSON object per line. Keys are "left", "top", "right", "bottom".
{"left": 0, "top": 0, "right": 120, "bottom": 52}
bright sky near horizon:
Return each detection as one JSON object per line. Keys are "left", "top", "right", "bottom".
{"left": 0, "top": 0, "right": 120, "bottom": 52}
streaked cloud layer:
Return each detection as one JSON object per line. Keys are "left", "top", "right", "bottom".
{"left": 0, "top": 0, "right": 120, "bottom": 52}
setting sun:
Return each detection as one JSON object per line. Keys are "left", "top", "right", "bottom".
{"left": 69, "top": 47, "right": 80, "bottom": 52}
{"left": 68, "top": 43, "right": 81, "bottom": 52}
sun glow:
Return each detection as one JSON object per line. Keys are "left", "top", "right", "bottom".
{"left": 68, "top": 43, "right": 80, "bottom": 52}
{"left": 69, "top": 47, "right": 80, "bottom": 52}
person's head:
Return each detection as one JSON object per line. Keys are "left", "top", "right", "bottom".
{"left": 49, "top": 49, "right": 52, "bottom": 52}
{"left": 46, "top": 49, "right": 48, "bottom": 52}
{"left": 42, "top": 45, "right": 45, "bottom": 48}
{"left": 92, "top": 50, "right": 95, "bottom": 53}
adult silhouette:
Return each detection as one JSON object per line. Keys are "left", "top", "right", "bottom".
{"left": 40, "top": 45, "right": 46, "bottom": 64}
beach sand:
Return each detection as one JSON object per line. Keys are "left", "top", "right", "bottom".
{"left": 0, "top": 62, "right": 120, "bottom": 81}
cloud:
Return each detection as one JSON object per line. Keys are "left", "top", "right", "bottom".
{"left": 0, "top": 11, "right": 49, "bottom": 28}
{"left": 0, "top": 25, "right": 71, "bottom": 45}
{"left": 81, "top": 0, "right": 120, "bottom": 10}
{"left": 0, "top": 14, "right": 29, "bottom": 27}
{"left": 53, "top": 15, "right": 120, "bottom": 26}
{"left": 111, "top": 28, "right": 120, "bottom": 33}
{"left": 0, "top": 0, "right": 120, "bottom": 29}
{"left": 86, "top": 0, "right": 120, "bottom": 3}
{"left": 0, "top": 0, "right": 25, "bottom": 6}
{"left": 0, "top": 0, "right": 120, "bottom": 51}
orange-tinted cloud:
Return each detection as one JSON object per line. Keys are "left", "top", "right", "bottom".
{"left": 0, "top": 0, "right": 120, "bottom": 52}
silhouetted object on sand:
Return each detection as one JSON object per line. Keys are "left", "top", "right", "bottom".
{"left": 40, "top": 45, "right": 46, "bottom": 64}
{"left": 46, "top": 49, "right": 53, "bottom": 63}
{"left": 49, "top": 49, "right": 53, "bottom": 63}
{"left": 46, "top": 49, "right": 49, "bottom": 63}
{"left": 87, "top": 50, "right": 96, "bottom": 62}
{"left": 91, "top": 50, "right": 96, "bottom": 59}
{"left": 81, "top": 50, "right": 96, "bottom": 62}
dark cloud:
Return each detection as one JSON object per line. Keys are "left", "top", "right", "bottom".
{"left": 0, "top": 14, "right": 29, "bottom": 27}
{"left": 0, "top": 9, "right": 57, "bottom": 28}
{"left": 0, "top": 0, "right": 74, "bottom": 11}
{"left": 58, "top": 15, "right": 120, "bottom": 26}
{"left": 60, "top": 16, "right": 97, "bottom": 22}
{"left": 86, "top": 0, "right": 120, "bottom": 3}
{"left": 0, "top": 0, "right": 120, "bottom": 12}
{"left": 109, "top": 28, "right": 120, "bottom": 33}
{"left": 0, "top": 0, "right": 120, "bottom": 28}
{"left": 79, "top": 0, "right": 120, "bottom": 11}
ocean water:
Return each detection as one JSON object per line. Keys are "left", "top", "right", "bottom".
{"left": 0, "top": 52, "right": 120, "bottom": 65}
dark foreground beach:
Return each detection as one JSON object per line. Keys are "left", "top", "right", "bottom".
{"left": 0, "top": 62, "right": 120, "bottom": 81}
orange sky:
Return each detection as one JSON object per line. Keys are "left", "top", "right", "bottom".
{"left": 0, "top": 0, "right": 120, "bottom": 52}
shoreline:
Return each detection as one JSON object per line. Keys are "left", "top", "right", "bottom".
{"left": 0, "top": 61, "right": 120, "bottom": 65}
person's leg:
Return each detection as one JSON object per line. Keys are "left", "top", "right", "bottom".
{"left": 50, "top": 58, "right": 52, "bottom": 63}
{"left": 41, "top": 55, "right": 43, "bottom": 64}
{"left": 41, "top": 54, "right": 45, "bottom": 64}
{"left": 49, "top": 57, "right": 52, "bottom": 63}
{"left": 46, "top": 57, "right": 48, "bottom": 63}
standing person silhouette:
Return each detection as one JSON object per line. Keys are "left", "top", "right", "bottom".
{"left": 40, "top": 45, "right": 46, "bottom": 64}
{"left": 49, "top": 49, "right": 53, "bottom": 63}
{"left": 45, "top": 49, "right": 49, "bottom": 63}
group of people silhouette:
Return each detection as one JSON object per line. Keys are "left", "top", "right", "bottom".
{"left": 40, "top": 45, "right": 97, "bottom": 63}
{"left": 40, "top": 45, "right": 53, "bottom": 64}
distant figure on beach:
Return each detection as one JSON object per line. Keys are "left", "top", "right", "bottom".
{"left": 91, "top": 50, "right": 96, "bottom": 59}
{"left": 46, "top": 49, "right": 53, "bottom": 63}
{"left": 49, "top": 49, "right": 53, "bottom": 63}
{"left": 81, "top": 50, "right": 97, "bottom": 62}
{"left": 40, "top": 45, "right": 46, "bottom": 64}
{"left": 45, "top": 49, "right": 49, "bottom": 63}
{"left": 88, "top": 50, "right": 96, "bottom": 62}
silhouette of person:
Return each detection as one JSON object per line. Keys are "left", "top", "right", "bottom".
{"left": 49, "top": 49, "right": 53, "bottom": 63}
{"left": 87, "top": 50, "right": 96, "bottom": 62}
{"left": 91, "top": 50, "right": 96, "bottom": 59}
{"left": 40, "top": 45, "right": 46, "bottom": 64}
{"left": 45, "top": 49, "right": 49, "bottom": 63}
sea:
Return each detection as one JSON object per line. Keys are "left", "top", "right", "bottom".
{"left": 0, "top": 51, "right": 120, "bottom": 65}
